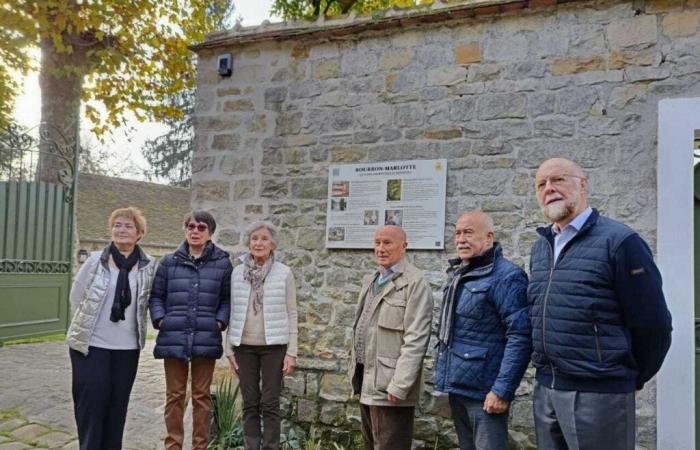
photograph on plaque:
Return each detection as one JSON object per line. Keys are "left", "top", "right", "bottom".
{"left": 325, "top": 159, "right": 447, "bottom": 249}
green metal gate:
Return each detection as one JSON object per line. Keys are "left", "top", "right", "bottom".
{"left": 0, "top": 123, "right": 78, "bottom": 341}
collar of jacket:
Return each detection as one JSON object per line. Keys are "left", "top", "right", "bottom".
{"left": 361, "top": 258, "right": 409, "bottom": 298}
{"left": 446, "top": 243, "right": 500, "bottom": 283}
{"left": 174, "top": 240, "right": 228, "bottom": 264}
{"left": 100, "top": 244, "right": 151, "bottom": 269}
{"left": 536, "top": 208, "right": 600, "bottom": 245}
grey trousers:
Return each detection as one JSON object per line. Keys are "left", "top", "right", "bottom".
{"left": 449, "top": 394, "right": 508, "bottom": 450}
{"left": 533, "top": 383, "right": 635, "bottom": 450}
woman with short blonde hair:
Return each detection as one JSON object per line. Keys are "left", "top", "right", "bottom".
{"left": 67, "top": 206, "right": 156, "bottom": 450}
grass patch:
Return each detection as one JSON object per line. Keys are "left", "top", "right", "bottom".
{"left": 2, "top": 333, "right": 65, "bottom": 346}
{"left": 0, "top": 407, "right": 22, "bottom": 421}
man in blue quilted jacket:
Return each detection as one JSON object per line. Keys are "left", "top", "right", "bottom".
{"left": 529, "top": 158, "right": 672, "bottom": 450}
{"left": 434, "top": 210, "right": 531, "bottom": 450}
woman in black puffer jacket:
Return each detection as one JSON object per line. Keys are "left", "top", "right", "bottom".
{"left": 149, "top": 210, "right": 232, "bottom": 450}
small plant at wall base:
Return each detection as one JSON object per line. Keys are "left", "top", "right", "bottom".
{"left": 208, "top": 376, "right": 244, "bottom": 450}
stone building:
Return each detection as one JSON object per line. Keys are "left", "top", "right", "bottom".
{"left": 190, "top": 0, "right": 700, "bottom": 448}
{"left": 76, "top": 173, "right": 191, "bottom": 259}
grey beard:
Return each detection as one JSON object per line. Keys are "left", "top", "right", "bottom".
{"left": 542, "top": 201, "right": 574, "bottom": 223}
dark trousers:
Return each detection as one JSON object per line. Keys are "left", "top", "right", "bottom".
{"left": 360, "top": 403, "right": 415, "bottom": 450}
{"left": 69, "top": 346, "right": 140, "bottom": 450}
{"left": 234, "top": 344, "right": 287, "bottom": 450}
{"left": 533, "top": 383, "right": 635, "bottom": 450}
{"left": 448, "top": 394, "right": 508, "bottom": 450}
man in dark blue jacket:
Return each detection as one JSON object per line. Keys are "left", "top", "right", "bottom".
{"left": 435, "top": 211, "right": 531, "bottom": 450}
{"left": 529, "top": 158, "right": 672, "bottom": 450}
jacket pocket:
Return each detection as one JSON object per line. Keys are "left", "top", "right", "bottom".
{"left": 377, "top": 297, "right": 406, "bottom": 359}
{"left": 378, "top": 296, "right": 406, "bottom": 331}
{"left": 447, "top": 342, "right": 489, "bottom": 389}
{"left": 455, "top": 285, "right": 490, "bottom": 320}
{"left": 375, "top": 356, "right": 397, "bottom": 392}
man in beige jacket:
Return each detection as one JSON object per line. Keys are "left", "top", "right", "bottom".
{"left": 349, "top": 225, "right": 434, "bottom": 450}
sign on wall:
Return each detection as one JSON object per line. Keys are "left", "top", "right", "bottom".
{"left": 325, "top": 159, "right": 447, "bottom": 249}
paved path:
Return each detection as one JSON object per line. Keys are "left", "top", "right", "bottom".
{"left": 0, "top": 340, "right": 230, "bottom": 450}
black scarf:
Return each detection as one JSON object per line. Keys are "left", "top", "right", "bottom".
{"left": 109, "top": 242, "right": 141, "bottom": 322}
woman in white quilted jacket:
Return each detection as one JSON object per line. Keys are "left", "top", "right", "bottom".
{"left": 227, "top": 220, "right": 298, "bottom": 450}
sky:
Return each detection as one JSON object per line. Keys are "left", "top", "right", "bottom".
{"left": 12, "top": 0, "right": 279, "bottom": 183}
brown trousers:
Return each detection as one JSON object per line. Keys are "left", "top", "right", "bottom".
{"left": 163, "top": 358, "right": 216, "bottom": 450}
{"left": 234, "top": 344, "right": 287, "bottom": 450}
{"left": 360, "top": 403, "right": 415, "bottom": 450}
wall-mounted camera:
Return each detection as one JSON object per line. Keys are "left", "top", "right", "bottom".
{"left": 217, "top": 53, "right": 233, "bottom": 77}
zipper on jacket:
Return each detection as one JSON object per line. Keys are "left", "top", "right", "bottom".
{"left": 541, "top": 242, "right": 556, "bottom": 388}
{"left": 593, "top": 322, "right": 603, "bottom": 363}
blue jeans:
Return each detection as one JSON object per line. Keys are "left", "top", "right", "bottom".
{"left": 449, "top": 394, "right": 508, "bottom": 450}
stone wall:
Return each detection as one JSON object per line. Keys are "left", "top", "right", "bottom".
{"left": 192, "top": 0, "right": 700, "bottom": 448}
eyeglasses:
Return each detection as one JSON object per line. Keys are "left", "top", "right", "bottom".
{"left": 535, "top": 174, "right": 583, "bottom": 192}
{"left": 186, "top": 223, "right": 208, "bottom": 232}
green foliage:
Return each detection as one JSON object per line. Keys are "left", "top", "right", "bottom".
{"left": 208, "top": 376, "right": 244, "bottom": 450}
{"left": 0, "top": 1, "right": 232, "bottom": 135}
{"left": 271, "top": 0, "right": 434, "bottom": 20}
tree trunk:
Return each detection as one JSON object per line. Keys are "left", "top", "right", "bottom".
{"left": 37, "top": 37, "right": 83, "bottom": 184}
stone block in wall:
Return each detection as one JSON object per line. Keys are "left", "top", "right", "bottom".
{"left": 211, "top": 133, "right": 240, "bottom": 151}
{"left": 662, "top": 10, "right": 700, "bottom": 37}
{"left": 466, "top": 63, "right": 502, "bottom": 83}
{"left": 305, "top": 108, "right": 354, "bottom": 133}
{"left": 216, "top": 229, "right": 240, "bottom": 246}
{"left": 312, "top": 59, "right": 340, "bottom": 80}
{"left": 549, "top": 56, "right": 606, "bottom": 75}
{"left": 297, "top": 399, "right": 319, "bottom": 423}
{"left": 289, "top": 81, "right": 322, "bottom": 100}
{"left": 427, "top": 67, "right": 468, "bottom": 87}
{"left": 220, "top": 155, "right": 254, "bottom": 176}
{"left": 533, "top": 118, "right": 576, "bottom": 138}
{"left": 476, "top": 93, "right": 526, "bottom": 120}
{"left": 245, "top": 204, "right": 263, "bottom": 215}
{"left": 483, "top": 33, "right": 530, "bottom": 61}
{"left": 455, "top": 42, "right": 481, "bottom": 65}
{"left": 306, "top": 372, "right": 320, "bottom": 396}
{"left": 233, "top": 179, "right": 255, "bottom": 200}
{"left": 394, "top": 103, "right": 426, "bottom": 127}
{"left": 261, "top": 178, "right": 289, "bottom": 198}
{"left": 319, "top": 401, "right": 347, "bottom": 425}
{"left": 276, "top": 111, "right": 303, "bottom": 136}
{"left": 192, "top": 181, "right": 229, "bottom": 202}
{"left": 558, "top": 87, "right": 599, "bottom": 116}
{"left": 284, "top": 372, "right": 306, "bottom": 396}
{"left": 192, "top": 156, "right": 215, "bottom": 175}
{"left": 319, "top": 374, "right": 351, "bottom": 401}
{"left": 298, "top": 357, "right": 338, "bottom": 372}
{"left": 380, "top": 48, "right": 415, "bottom": 71}
{"left": 606, "top": 15, "right": 657, "bottom": 48}
{"left": 423, "top": 129, "right": 463, "bottom": 140}
{"left": 329, "top": 145, "right": 367, "bottom": 162}
{"left": 222, "top": 99, "right": 254, "bottom": 112}
{"left": 624, "top": 66, "right": 671, "bottom": 82}
{"left": 608, "top": 48, "right": 661, "bottom": 68}
{"left": 290, "top": 178, "right": 326, "bottom": 199}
